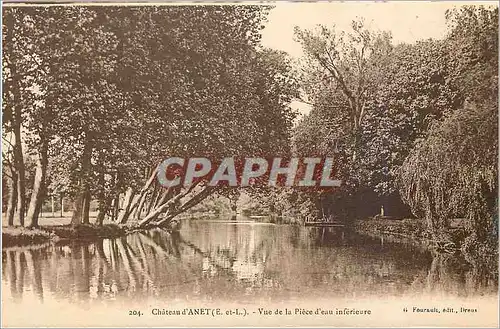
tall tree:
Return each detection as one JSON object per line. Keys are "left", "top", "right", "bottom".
{"left": 3, "top": 5, "right": 298, "bottom": 228}
{"left": 398, "top": 5, "right": 498, "bottom": 239}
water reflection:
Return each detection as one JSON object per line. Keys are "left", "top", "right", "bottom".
{"left": 2, "top": 220, "right": 498, "bottom": 306}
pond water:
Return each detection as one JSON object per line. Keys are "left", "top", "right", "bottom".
{"left": 2, "top": 219, "right": 498, "bottom": 309}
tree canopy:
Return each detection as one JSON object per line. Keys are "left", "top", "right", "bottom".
{"left": 2, "top": 5, "right": 298, "bottom": 227}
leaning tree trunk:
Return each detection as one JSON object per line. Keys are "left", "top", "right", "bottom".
{"left": 133, "top": 190, "right": 150, "bottom": 220}
{"left": 119, "top": 167, "right": 157, "bottom": 224}
{"left": 25, "top": 141, "right": 49, "bottom": 228}
{"left": 146, "top": 186, "right": 160, "bottom": 213}
{"left": 155, "top": 186, "right": 214, "bottom": 226}
{"left": 138, "top": 183, "right": 199, "bottom": 227}
{"left": 142, "top": 188, "right": 172, "bottom": 223}
{"left": 6, "top": 166, "right": 18, "bottom": 226}
{"left": 117, "top": 187, "right": 136, "bottom": 224}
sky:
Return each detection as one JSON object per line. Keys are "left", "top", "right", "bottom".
{"left": 260, "top": 1, "right": 496, "bottom": 117}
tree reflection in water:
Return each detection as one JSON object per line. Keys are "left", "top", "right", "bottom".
{"left": 2, "top": 221, "right": 498, "bottom": 306}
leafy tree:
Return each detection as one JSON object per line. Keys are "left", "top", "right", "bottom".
{"left": 356, "top": 39, "right": 461, "bottom": 215}
{"left": 2, "top": 5, "right": 298, "bottom": 228}
{"left": 398, "top": 5, "right": 498, "bottom": 240}
{"left": 398, "top": 101, "right": 497, "bottom": 238}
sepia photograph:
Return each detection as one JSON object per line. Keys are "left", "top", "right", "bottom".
{"left": 1, "top": 1, "right": 499, "bottom": 327}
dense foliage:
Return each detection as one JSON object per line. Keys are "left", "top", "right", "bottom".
{"left": 287, "top": 5, "right": 497, "bottom": 243}
{"left": 2, "top": 6, "right": 298, "bottom": 227}
{"left": 399, "top": 6, "right": 498, "bottom": 240}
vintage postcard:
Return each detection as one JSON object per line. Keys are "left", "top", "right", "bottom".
{"left": 1, "top": 1, "right": 499, "bottom": 327}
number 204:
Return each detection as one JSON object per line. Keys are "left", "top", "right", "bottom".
{"left": 129, "top": 310, "right": 143, "bottom": 317}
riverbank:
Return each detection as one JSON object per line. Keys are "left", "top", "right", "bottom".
{"left": 352, "top": 218, "right": 435, "bottom": 252}
{"left": 353, "top": 217, "right": 499, "bottom": 259}
{"left": 2, "top": 224, "right": 124, "bottom": 247}
{"left": 2, "top": 227, "right": 55, "bottom": 246}
{"left": 1, "top": 222, "right": 176, "bottom": 248}
{"left": 354, "top": 218, "right": 428, "bottom": 239}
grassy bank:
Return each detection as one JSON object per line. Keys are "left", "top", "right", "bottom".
{"left": 354, "top": 218, "right": 429, "bottom": 240}
{"left": 44, "top": 223, "right": 129, "bottom": 241}
{"left": 2, "top": 222, "right": 172, "bottom": 248}
{"left": 2, "top": 227, "right": 56, "bottom": 246}
{"left": 353, "top": 217, "right": 497, "bottom": 258}
{"left": 352, "top": 218, "right": 433, "bottom": 251}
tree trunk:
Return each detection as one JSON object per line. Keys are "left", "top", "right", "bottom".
{"left": 133, "top": 190, "right": 150, "bottom": 220}
{"left": 51, "top": 195, "right": 55, "bottom": 217}
{"left": 96, "top": 170, "right": 106, "bottom": 226}
{"left": 112, "top": 193, "right": 120, "bottom": 222}
{"left": 156, "top": 186, "right": 214, "bottom": 226}
{"left": 144, "top": 187, "right": 176, "bottom": 224}
{"left": 128, "top": 167, "right": 157, "bottom": 217}
{"left": 7, "top": 167, "right": 18, "bottom": 227}
{"left": 60, "top": 193, "right": 64, "bottom": 217}
{"left": 6, "top": 16, "right": 26, "bottom": 227}
{"left": 71, "top": 193, "right": 85, "bottom": 225}
{"left": 25, "top": 142, "right": 49, "bottom": 228}
{"left": 96, "top": 196, "right": 112, "bottom": 226}
{"left": 138, "top": 183, "right": 199, "bottom": 227}
{"left": 117, "top": 187, "right": 135, "bottom": 224}
{"left": 82, "top": 189, "right": 91, "bottom": 224}
{"left": 156, "top": 189, "right": 171, "bottom": 209}
{"left": 96, "top": 204, "right": 106, "bottom": 226}
{"left": 13, "top": 124, "right": 26, "bottom": 227}
{"left": 71, "top": 138, "right": 93, "bottom": 225}
{"left": 95, "top": 152, "right": 108, "bottom": 226}
{"left": 146, "top": 185, "right": 159, "bottom": 214}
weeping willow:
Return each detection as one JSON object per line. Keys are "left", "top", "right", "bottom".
{"left": 398, "top": 102, "right": 497, "bottom": 240}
